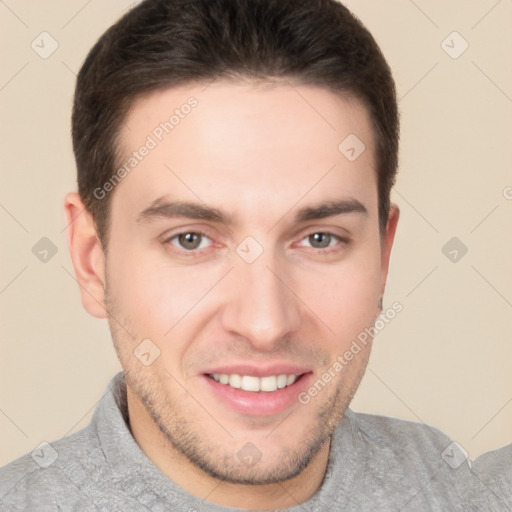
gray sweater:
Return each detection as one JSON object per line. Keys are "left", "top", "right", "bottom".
{"left": 1, "top": 373, "right": 510, "bottom": 511}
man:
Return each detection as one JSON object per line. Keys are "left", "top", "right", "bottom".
{"left": 1, "top": 0, "right": 510, "bottom": 510}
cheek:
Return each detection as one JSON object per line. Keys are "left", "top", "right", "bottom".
{"left": 106, "top": 247, "right": 220, "bottom": 336}
{"left": 294, "top": 252, "right": 381, "bottom": 342}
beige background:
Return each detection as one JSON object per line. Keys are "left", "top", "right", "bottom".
{"left": 1, "top": 0, "right": 511, "bottom": 466}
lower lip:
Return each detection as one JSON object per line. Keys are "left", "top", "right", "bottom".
{"left": 201, "top": 373, "right": 313, "bottom": 416}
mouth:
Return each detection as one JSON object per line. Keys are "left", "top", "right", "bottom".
{"left": 201, "top": 368, "right": 313, "bottom": 417}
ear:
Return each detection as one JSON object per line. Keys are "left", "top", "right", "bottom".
{"left": 64, "top": 192, "right": 107, "bottom": 319}
{"left": 379, "top": 204, "right": 400, "bottom": 301}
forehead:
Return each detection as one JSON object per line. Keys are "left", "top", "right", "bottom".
{"left": 113, "top": 80, "right": 377, "bottom": 223}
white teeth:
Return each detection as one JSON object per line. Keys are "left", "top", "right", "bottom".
{"left": 241, "top": 375, "right": 260, "bottom": 392}
{"left": 276, "top": 374, "right": 288, "bottom": 389}
{"left": 260, "top": 376, "right": 277, "bottom": 392}
{"left": 229, "top": 374, "right": 242, "bottom": 388}
{"left": 210, "top": 373, "right": 300, "bottom": 392}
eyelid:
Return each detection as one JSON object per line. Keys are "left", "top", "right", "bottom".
{"left": 159, "top": 229, "right": 216, "bottom": 260}
{"left": 297, "top": 231, "right": 344, "bottom": 245}
{"left": 294, "top": 225, "right": 351, "bottom": 242}
{"left": 159, "top": 223, "right": 216, "bottom": 243}
{"left": 293, "top": 229, "right": 351, "bottom": 255}
{"left": 167, "top": 231, "right": 212, "bottom": 249}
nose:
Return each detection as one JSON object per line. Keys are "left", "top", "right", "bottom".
{"left": 220, "top": 253, "right": 302, "bottom": 351}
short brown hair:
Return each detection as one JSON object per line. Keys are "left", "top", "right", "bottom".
{"left": 72, "top": 0, "right": 399, "bottom": 244}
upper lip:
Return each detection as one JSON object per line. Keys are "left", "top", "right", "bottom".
{"left": 202, "top": 362, "right": 312, "bottom": 378}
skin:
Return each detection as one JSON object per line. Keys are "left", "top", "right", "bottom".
{"left": 65, "top": 80, "right": 399, "bottom": 510}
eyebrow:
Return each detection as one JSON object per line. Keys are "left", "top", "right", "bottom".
{"left": 136, "top": 198, "right": 367, "bottom": 225}
{"left": 137, "top": 200, "right": 230, "bottom": 224}
{"left": 294, "top": 199, "right": 367, "bottom": 222}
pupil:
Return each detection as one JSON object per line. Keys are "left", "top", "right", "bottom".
{"left": 179, "top": 233, "right": 201, "bottom": 249}
{"left": 310, "top": 233, "right": 330, "bottom": 248}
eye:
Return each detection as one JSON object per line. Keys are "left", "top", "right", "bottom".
{"left": 298, "top": 232, "right": 343, "bottom": 250}
{"left": 167, "top": 232, "right": 211, "bottom": 251}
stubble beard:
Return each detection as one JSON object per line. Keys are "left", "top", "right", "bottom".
{"left": 104, "top": 281, "right": 370, "bottom": 485}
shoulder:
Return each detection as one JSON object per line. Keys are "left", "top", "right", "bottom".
{"left": 338, "top": 409, "right": 489, "bottom": 510}
{"left": 341, "top": 410, "right": 512, "bottom": 511}
{"left": 0, "top": 423, "right": 108, "bottom": 511}
{"left": 472, "top": 444, "right": 512, "bottom": 509}
{"left": 348, "top": 409, "right": 460, "bottom": 461}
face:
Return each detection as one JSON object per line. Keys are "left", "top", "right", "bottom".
{"left": 95, "top": 81, "right": 396, "bottom": 484}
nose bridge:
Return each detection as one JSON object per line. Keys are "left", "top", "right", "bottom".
{"left": 221, "top": 250, "right": 301, "bottom": 348}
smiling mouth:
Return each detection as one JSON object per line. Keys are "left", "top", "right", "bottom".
{"left": 207, "top": 373, "right": 305, "bottom": 392}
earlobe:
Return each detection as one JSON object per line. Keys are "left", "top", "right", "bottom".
{"left": 379, "top": 204, "right": 400, "bottom": 300}
{"left": 64, "top": 192, "right": 107, "bottom": 319}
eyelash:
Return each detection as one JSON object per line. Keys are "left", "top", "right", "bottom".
{"left": 298, "top": 232, "right": 350, "bottom": 254}
{"left": 163, "top": 230, "right": 350, "bottom": 256}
